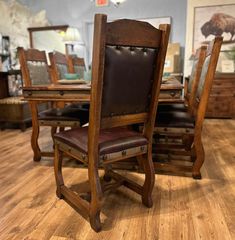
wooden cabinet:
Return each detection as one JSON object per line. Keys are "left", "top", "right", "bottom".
{"left": 0, "top": 70, "right": 48, "bottom": 131}
{"left": 0, "top": 72, "right": 8, "bottom": 98}
{"left": 0, "top": 97, "right": 32, "bottom": 131}
{"left": 206, "top": 73, "right": 235, "bottom": 118}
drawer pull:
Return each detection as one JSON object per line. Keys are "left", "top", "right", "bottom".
{"left": 59, "top": 90, "right": 64, "bottom": 96}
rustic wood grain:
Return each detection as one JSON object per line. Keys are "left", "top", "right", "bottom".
{"left": 0, "top": 119, "right": 234, "bottom": 239}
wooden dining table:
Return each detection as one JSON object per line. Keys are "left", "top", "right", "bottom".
{"left": 23, "top": 78, "right": 183, "bottom": 103}
{"left": 22, "top": 78, "right": 183, "bottom": 170}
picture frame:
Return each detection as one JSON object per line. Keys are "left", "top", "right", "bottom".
{"left": 2, "top": 36, "right": 10, "bottom": 55}
{"left": 7, "top": 71, "right": 23, "bottom": 97}
{"left": 0, "top": 33, "right": 2, "bottom": 54}
{"left": 184, "top": 0, "right": 235, "bottom": 76}
{"left": 193, "top": 3, "right": 235, "bottom": 52}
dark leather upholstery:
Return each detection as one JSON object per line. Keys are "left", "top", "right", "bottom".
{"left": 38, "top": 107, "right": 89, "bottom": 125}
{"left": 101, "top": 45, "right": 158, "bottom": 117}
{"left": 157, "top": 103, "right": 187, "bottom": 112}
{"left": 156, "top": 111, "right": 195, "bottom": 128}
{"left": 54, "top": 127, "right": 148, "bottom": 155}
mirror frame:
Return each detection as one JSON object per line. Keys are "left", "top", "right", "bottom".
{"left": 27, "top": 25, "right": 69, "bottom": 48}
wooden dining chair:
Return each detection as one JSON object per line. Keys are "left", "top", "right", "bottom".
{"left": 49, "top": 51, "right": 69, "bottom": 83}
{"left": 18, "top": 47, "right": 89, "bottom": 161}
{"left": 153, "top": 36, "right": 223, "bottom": 179}
{"left": 67, "top": 56, "right": 90, "bottom": 109}
{"left": 68, "top": 56, "right": 86, "bottom": 78}
{"left": 53, "top": 14, "right": 170, "bottom": 231}
{"left": 158, "top": 45, "right": 207, "bottom": 115}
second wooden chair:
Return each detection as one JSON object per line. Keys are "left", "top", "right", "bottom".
{"left": 18, "top": 47, "right": 89, "bottom": 161}
{"left": 157, "top": 45, "right": 207, "bottom": 114}
{"left": 153, "top": 37, "right": 223, "bottom": 179}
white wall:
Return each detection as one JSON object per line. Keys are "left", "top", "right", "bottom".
{"left": 16, "top": 0, "right": 187, "bottom": 69}
{"left": 0, "top": 0, "right": 49, "bottom": 69}
{"left": 17, "top": 0, "right": 187, "bottom": 47}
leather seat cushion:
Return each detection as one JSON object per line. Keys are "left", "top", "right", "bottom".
{"left": 38, "top": 106, "right": 89, "bottom": 125}
{"left": 156, "top": 111, "right": 195, "bottom": 128}
{"left": 54, "top": 127, "right": 148, "bottom": 155}
{"left": 157, "top": 103, "right": 187, "bottom": 112}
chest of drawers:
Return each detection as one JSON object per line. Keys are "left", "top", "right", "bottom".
{"left": 206, "top": 73, "right": 235, "bottom": 118}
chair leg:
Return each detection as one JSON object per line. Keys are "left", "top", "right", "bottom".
{"left": 31, "top": 122, "right": 41, "bottom": 161}
{"left": 192, "top": 136, "right": 205, "bottom": 179}
{"left": 89, "top": 208, "right": 102, "bottom": 232}
{"left": 138, "top": 153, "right": 155, "bottom": 208}
{"left": 59, "top": 127, "right": 65, "bottom": 132}
{"left": 51, "top": 127, "right": 57, "bottom": 138}
{"left": 88, "top": 156, "right": 103, "bottom": 232}
{"left": 51, "top": 127, "right": 57, "bottom": 149}
{"left": 103, "top": 164, "right": 112, "bottom": 182}
{"left": 20, "top": 122, "right": 27, "bottom": 132}
{"left": 54, "top": 144, "right": 64, "bottom": 199}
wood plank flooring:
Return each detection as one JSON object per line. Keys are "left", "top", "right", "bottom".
{"left": 0, "top": 119, "right": 234, "bottom": 240}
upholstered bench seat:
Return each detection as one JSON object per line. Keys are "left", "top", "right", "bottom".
{"left": 0, "top": 96, "right": 27, "bottom": 104}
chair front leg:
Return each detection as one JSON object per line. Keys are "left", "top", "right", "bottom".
{"left": 51, "top": 127, "right": 57, "bottom": 149}
{"left": 88, "top": 155, "right": 103, "bottom": 232}
{"left": 103, "top": 164, "right": 112, "bottom": 182}
{"left": 192, "top": 135, "right": 205, "bottom": 179}
{"left": 59, "top": 127, "right": 65, "bottom": 132}
{"left": 54, "top": 143, "right": 64, "bottom": 199}
{"left": 138, "top": 152, "right": 155, "bottom": 208}
{"left": 29, "top": 104, "right": 42, "bottom": 161}
{"left": 31, "top": 120, "right": 41, "bottom": 161}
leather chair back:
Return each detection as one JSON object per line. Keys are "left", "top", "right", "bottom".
{"left": 89, "top": 15, "right": 171, "bottom": 134}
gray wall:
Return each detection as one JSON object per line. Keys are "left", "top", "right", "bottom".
{"left": 18, "top": 0, "right": 187, "bottom": 47}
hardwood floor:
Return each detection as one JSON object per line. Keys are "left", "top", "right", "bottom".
{"left": 0, "top": 119, "right": 234, "bottom": 240}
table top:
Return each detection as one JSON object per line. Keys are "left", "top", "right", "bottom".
{"left": 161, "top": 78, "right": 184, "bottom": 90}
{"left": 23, "top": 83, "right": 91, "bottom": 102}
{"left": 23, "top": 78, "right": 183, "bottom": 102}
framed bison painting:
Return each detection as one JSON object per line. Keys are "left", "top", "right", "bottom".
{"left": 193, "top": 4, "right": 235, "bottom": 52}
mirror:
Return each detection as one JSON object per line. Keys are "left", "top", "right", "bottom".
{"left": 28, "top": 25, "right": 68, "bottom": 54}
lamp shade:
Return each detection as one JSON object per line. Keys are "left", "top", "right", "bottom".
{"left": 63, "top": 27, "right": 81, "bottom": 43}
